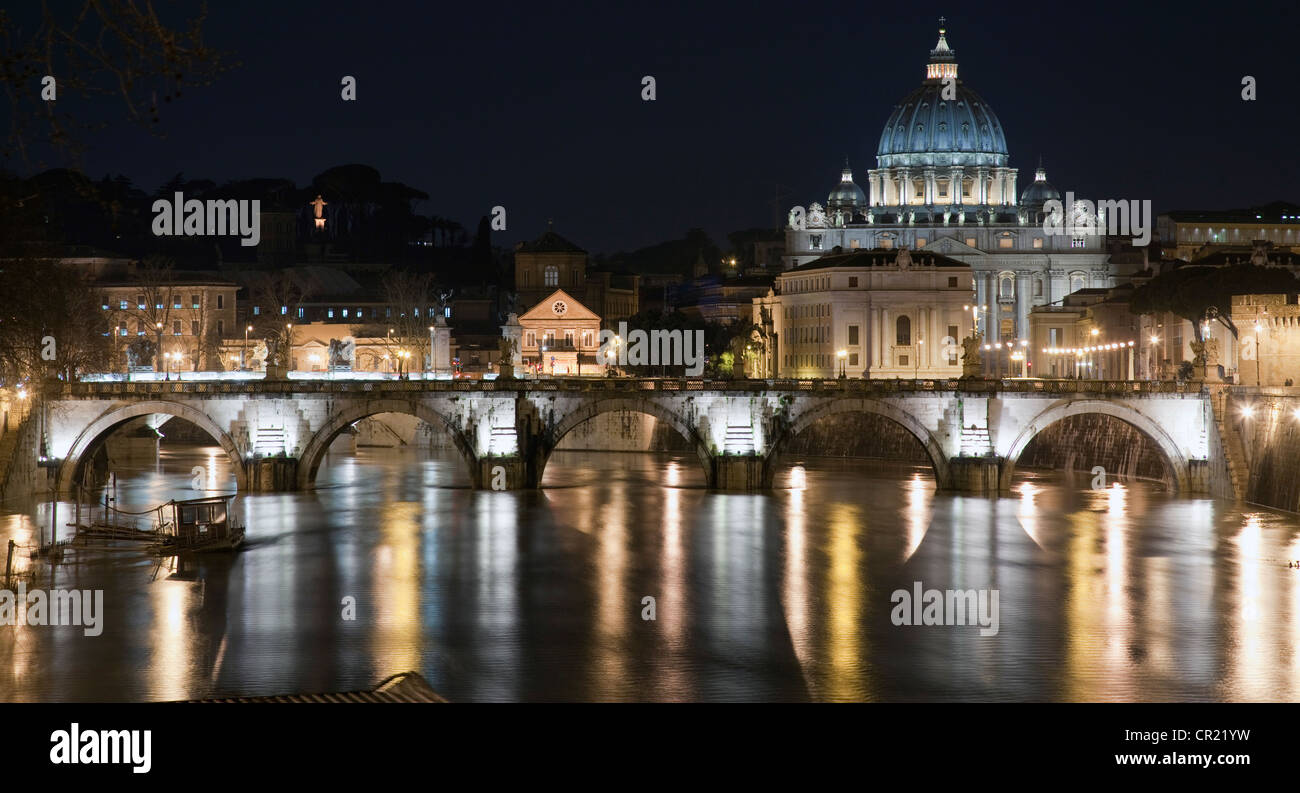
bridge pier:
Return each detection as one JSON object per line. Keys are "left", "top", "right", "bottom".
{"left": 946, "top": 456, "right": 1003, "bottom": 494}
{"left": 248, "top": 457, "right": 299, "bottom": 491}
{"left": 477, "top": 457, "right": 531, "bottom": 490}
{"left": 710, "top": 454, "right": 768, "bottom": 491}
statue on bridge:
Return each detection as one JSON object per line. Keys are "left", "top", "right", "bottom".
{"left": 328, "top": 337, "right": 355, "bottom": 369}
{"left": 960, "top": 332, "right": 983, "bottom": 377}
{"left": 126, "top": 337, "right": 157, "bottom": 370}
{"left": 1190, "top": 337, "right": 1223, "bottom": 382}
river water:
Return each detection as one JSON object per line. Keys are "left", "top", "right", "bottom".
{"left": 2, "top": 443, "right": 1300, "bottom": 702}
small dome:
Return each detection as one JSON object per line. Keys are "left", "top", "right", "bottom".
{"left": 1019, "top": 165, "right": 1060, "bottom": 209}
{"left": 827, "top": 161, "right": 866, "bottom": 211}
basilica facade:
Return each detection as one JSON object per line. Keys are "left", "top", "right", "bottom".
{"left": 781, "top": 25, "right": 1118, "bottom": 346}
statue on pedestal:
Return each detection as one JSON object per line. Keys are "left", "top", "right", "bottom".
{"left": 126, "top": 337, "right": 157, "bottom": 370}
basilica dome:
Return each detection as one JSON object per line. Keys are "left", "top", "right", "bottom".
{"left": 876, "top": 28, "right": 1009, "bottom": 169}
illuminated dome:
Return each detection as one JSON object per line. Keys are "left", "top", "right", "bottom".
{"left": 876, "top": 27, "right": 1009, "bottom": 169}
{"left": 1019, "top": 163, "right": 1060, "bottom": 209}
{"left": 827, "top": 160, "right": 866, "bottom": 211}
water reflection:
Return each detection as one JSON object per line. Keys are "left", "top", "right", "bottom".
{"left": 1, "top": 444, "right": 1299, "bottom": 702}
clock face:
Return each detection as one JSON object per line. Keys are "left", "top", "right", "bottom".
{"left": 552, "top": 300, "right": 568, "bottom": 316}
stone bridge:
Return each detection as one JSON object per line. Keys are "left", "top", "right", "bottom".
{"left": 37, "top": 377, "right": 1219, "bottom": 495}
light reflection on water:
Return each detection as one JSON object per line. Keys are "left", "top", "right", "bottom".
{"left": 2, "top": 444, "right": 1300, "bottom": 702}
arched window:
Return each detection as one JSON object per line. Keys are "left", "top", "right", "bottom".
{"left": 1070, "top": 273, "right": 1086, "bottom": 293}
{"left": 544, "top": 265, "right": 559, "bottom": 287}
{"left": 896, "top": 315, "right": 911, "bottom": 345}
{"left": 999, "top": 275, "right": 1014, "bottom": 298}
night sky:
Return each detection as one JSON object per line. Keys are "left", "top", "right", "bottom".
{"left": 11, "top": 0, "right": 1300, "bottom": 254}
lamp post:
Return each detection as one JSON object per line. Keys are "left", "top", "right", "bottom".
{"left": 428, "top": 325, "right": 435, "bottom": 377}
{"left": 837, "top": 348, "right": 847, "bottom": 379}
{"left": 244, "top": 325, "right": 252, "bottom": 370}
{"left": 915, "top": 338, "right": 923, "bottom": 378}
{"left": 1254, "top": 320, "right": 1264, "bottom": 386}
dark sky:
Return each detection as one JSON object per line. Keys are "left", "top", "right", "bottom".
{"left": 14, "top": 0, "right": 1300, "bottom": 254}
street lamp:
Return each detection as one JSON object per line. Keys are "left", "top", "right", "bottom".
{"left": 915, "top": 338, "right": 924, "bottom": 378}
{"left": 244, "top": 325, "right": 253, "bottom": 370}
{"left": 837, "top": 348, "right": 847, "bottom": 379}
{"left": 1254, "top": 320, "right": 1264, "bottom": 386}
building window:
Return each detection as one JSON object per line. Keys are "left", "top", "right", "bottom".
{"left": 899, "top": 354, "right": 909, "bottom": 366}
{"left": 173, "top": 320, "right": 182, "bottom": 335}
{"left": 253, "top": 306, "right": 260, "bottom": 316}
{"left": 1070, "top": 237, "right": 1086, "bottom": 248}
{"left": 298, "top": 307, "right": 305, "bottom": 318}
{"left": 191, "top": 320, "right": 200, "bottom": 336}
{"left": 217, "top": 294, "right": 225, "bottom": 309}
{"left": 526, "top": 331, "right": 536, "bottom": 347}
{"left": 948, "top": 277, "right": 958, "bottom": 287}
{"left": 217, "top": 320, "right": 224, "bottom": 335}
{"left": 848, "top": 325, "right": 859, "bottom": 345}
{"left": 880, "top": 238, "right": 894, "bottom": 250}
{"left": 965, "top": 237, "right": 976, "bottom": 247}
{"left": 998, "top": 237, "right": 1014, "bottom": 249}
{"left": 327, "top": 309, "right": 334, "bottom": 319}
{"left": 191, "top": 294, "right": 200, "bottom": 309}
{"left": 544, "top": 266, "right": 559, "bottom": 287}
{"left": 173, "top": 299, "right": 182, "bottom": 309}
{"left": 916, "top": 238, "right": 926, "bottom": 248}
{"left": 137, "top": 295, "right": 145, "bottom": 309}
{"left": 1034, "top": 279, "right": 1043, "bottom": 297}
{"left": 1070, "top": 274, "right": 1086, "bottom": 292}
{"left": 119, "top": 299, "right": 129, "bottom": 310}
{"left": 810, "top": 234, "right": 822, "bottom": 250}
{"left": 849, "top": 276, "right": 858, "bottom": 287}
{"left": 1000, "top": 277, "right": 1014, "bottom": 298}
{"left": 896, "top": 315, "right": 911, "bottom": 345}
{"left": 849, "top": 353, "right": 859, "bottom": 366}
{"left": 564, "top": 329, "right": 575, "bottom": 347}
{"left": 1032, "top": 237, "right": 1043, "bottom": 249}
{"left": 342, "top": 309, "right": 349, "bottom": 318}
{"left": 850, "top": 239, "right": 860, "bottom": 249}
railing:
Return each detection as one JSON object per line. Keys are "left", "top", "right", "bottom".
{"left": 57, "top": 377, "right": 1210, "bottom": 398}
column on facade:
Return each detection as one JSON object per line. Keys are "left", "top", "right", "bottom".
{"left": 1015, "top": 271, "right": 1031, "bottom": 340}
{"left": 868, "top": 171, "right": 879, "bottom": 206}
{"left": 897, "top": 170, "right": 910, "bottom": 207}
{"left": 950, "top": 168, "right": 964, "bottom": 205}
{"left": 881, "top": 308, "right": 890, "bottom": 368}
{"left": 923, "top": 168, "right": 936, "bottom": 205}
{"left": 1008, "top": 169, "right": 1018, "bottom": 206}
{"left": 929, "top": 307, "right": 939, "bottom": 368}
{"left": 976, "top": 167, "right": 989, "bottom": 205}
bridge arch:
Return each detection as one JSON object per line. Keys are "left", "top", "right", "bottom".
{"left": 297, "top": 399, "right": 477, "bottom": 489}
{"left": 1000, "top": 399, "right": 1188, "bottom": 492}
{"left": 769, "top": 397, "right": 953, "bottom": 489}
{"left": 540, "top": 395, "right": 715, "bottom": 486}
{"left": 57, "top": 400, "right": 247, "bottom": 494}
